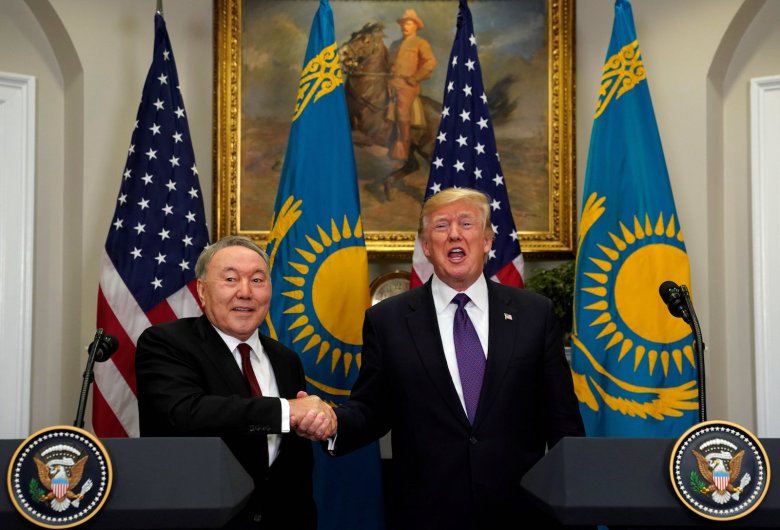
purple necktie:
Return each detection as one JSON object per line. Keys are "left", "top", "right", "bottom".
{"left": 452, "top": 293, "right": 485, "bottom": 423}
{"left": 238, "top": 343, "right": 262, "bottom": 397}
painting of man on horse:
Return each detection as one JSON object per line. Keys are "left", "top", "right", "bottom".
{"left": 340, "top": 12, "right": 526, "bottom": 206}
{"left": 341, "top": 12, "right": 441, "bottom": 202}
{"left": 237, "top": 1, "right": 554, "bottom": 239}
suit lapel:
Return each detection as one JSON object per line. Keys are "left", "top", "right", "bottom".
{"left": 407, "top": 282, "right": 471, "bottom": 425}
{"left": 193, "top": 315, "right": 251, "bottom": 397}
{"left": 473, "top": 282, "right": 516, "bottom": 428}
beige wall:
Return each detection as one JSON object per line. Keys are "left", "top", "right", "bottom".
{"left": 0, "top": 0, "right": 213, "bottom": 432}
{"left": 1, "top": 0, "right": 778, "bottom": 434}
{"left": 718, "top": 0, "right": 780, "bottom": 426}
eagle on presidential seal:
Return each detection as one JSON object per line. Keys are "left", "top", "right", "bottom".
{"left": 32, "top": 444, "right": 94, "bottom": 512}
{"left": 691, "top": 438, "right": 751, "bottom": 505}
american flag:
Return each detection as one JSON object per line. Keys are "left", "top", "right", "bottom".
{"left": 409, "top": 0, "right": 524, "bottom": 288}
{"left": 93, "top": 13, "right": 209, "bottom": 437}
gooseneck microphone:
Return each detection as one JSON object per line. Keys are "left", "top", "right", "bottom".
{"left": 75, "top": 329, "right": 120, "bottom": 428}
{"left": 658, "top": 280, "right": 706, "bottom": 422}
{"left": 659, "top": 280, "right": 692, "bottom": 324}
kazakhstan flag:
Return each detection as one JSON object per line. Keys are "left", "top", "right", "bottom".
{"left": 263, "top": 1, "right": 384, "bottom": 528}
{"left": 569, "top": 0, "right": 698, "bottom": 438}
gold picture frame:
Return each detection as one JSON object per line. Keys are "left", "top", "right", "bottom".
{"left": 214, "top": 0, "right": 575, "bottom": 259}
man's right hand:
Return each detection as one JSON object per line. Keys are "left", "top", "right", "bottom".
{"left": 290, "top": 391, "right": 337, "bottom": 441}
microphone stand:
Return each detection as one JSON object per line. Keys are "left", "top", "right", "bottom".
{"left": 74, "top": 328, "right": 104, "bottom": 429}
{"left": 681, "top": 286, "right": 706, "bottom": 422}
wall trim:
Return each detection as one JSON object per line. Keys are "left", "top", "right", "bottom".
{"left": 0, "top": 71, "right": 36, "bottom": 437}
{"left": 751, "top": 74, "right": 780, "bottom": 438}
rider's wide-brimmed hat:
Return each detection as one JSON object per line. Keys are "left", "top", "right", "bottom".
{"left": 397, "top": 9, "right": 424, "bottom": 29}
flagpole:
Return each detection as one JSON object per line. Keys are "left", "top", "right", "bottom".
{"left": 156, "top": 0, "right": 163, "bottom": 16}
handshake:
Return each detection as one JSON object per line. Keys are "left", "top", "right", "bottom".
{"left": 289, "top": 391, "right": 337, "bottom": 441}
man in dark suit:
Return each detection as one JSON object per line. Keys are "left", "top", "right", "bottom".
{"left": 135, "top": 235, "right": 334, "bottom": 530}
{"left": 317, "top": 188, "right": 586, "bottom": 529}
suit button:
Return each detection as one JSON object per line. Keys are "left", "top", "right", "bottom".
{"left": 469, "top": 436, "right": 478, "bottom": 445}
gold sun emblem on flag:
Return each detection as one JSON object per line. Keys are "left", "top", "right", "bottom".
{"left": 570, "top": 192, "right": 699, "bottom": 420}
{"left": 266, "top": 196, "right": 369, "bottom": 397}
{"left": 577, "top": 209, "right": 693, "bottom": 376}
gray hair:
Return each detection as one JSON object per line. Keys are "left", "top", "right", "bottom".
{"left": 194, "top": 235, "right": 269, "bottom": 279}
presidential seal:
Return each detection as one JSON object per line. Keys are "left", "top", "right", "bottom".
{"left": 6, "top": 425, "right": 113, "bottom": 528}
{"left": 669, "top": 420, "right": 770, "bottom": 521}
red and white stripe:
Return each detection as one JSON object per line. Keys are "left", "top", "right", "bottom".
{"left": 93, "top": 249, "right": 201, "bottom": 437}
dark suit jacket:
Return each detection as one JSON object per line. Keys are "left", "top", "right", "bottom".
{"left": 135, "top": 315, "right": 316, "bottom": 530}
{"left": 332, "top": 277, "right": 586, "bottom": 529}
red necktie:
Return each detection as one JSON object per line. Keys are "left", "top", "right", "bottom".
{"left": 238, "top": 343, "right": 262, "bottom": 397}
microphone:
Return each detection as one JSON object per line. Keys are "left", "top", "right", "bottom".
{"left": 658, "top": 280, "right": 692, "bottom": 324}
{"left": 87, "top": 333, "right": 119, "bottom": 362}
{"left": 75, "top": 329, "right": 119, "bottom": 428}
{"left": 658, "top": 280, "right": 707, "bottom": 422}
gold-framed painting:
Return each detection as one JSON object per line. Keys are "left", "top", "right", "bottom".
{"left": 214, "top": 0, "right": 575, "bottom": 259}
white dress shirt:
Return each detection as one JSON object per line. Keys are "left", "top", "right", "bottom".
{"left": 213, "top": 327, "right": 290, "bottom": 465}
{"left": 430, "top": 274, "right": 489, "bottom": 416}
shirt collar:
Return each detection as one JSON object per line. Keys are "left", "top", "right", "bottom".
{"left": 431, "top": 274, "right": 489, "bottom": 314}
{"left": 211, "top": 325, "right": 261, "bottom": 354}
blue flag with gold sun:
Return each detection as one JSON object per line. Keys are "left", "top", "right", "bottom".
{"left": 569, "top": 0, "right": 698, "bottom": 438}
{"left": 262, "top": 1, "right": 384, "bottom": 529}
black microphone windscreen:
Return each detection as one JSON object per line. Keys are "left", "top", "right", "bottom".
{"left": 659, "top": 280, "right": 692, "bottom": 322}
{"left": 659, "top": 280, "right": 680, "bottom": 304}
{"left": 102, "top": 334, "right": 119, "bottom": 353}
{"left": 92, "top": 334, "right": 119, "bottom": 362}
